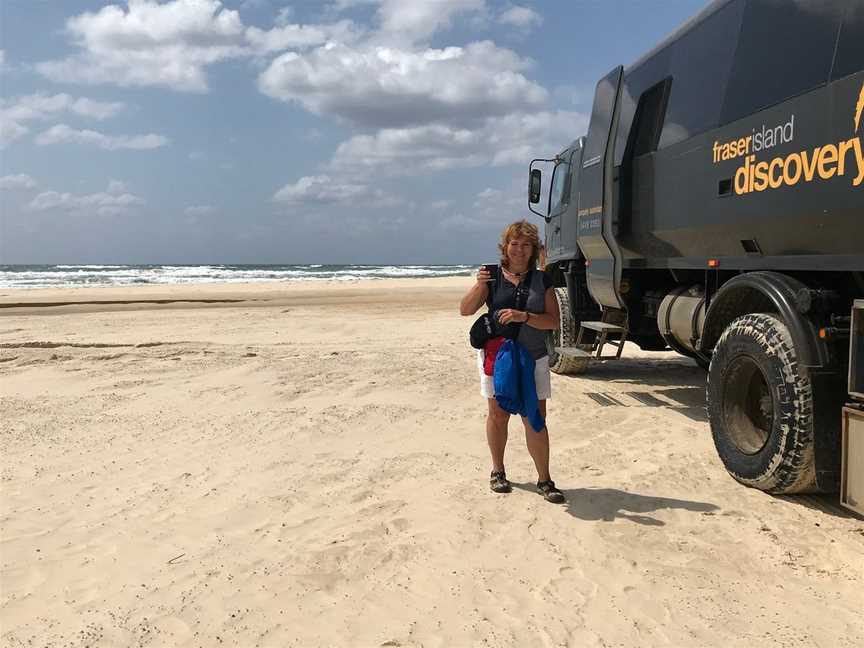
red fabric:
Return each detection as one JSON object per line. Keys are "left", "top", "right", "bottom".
{"left": 483, "top": 336, "right": 506, "bottom": 376}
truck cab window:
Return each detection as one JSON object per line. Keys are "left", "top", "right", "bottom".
{"left": 548, "top": 159, "right": 571, "bottom": 216}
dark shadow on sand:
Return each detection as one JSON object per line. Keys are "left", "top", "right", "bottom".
{"left": 563, "top": 356, "right": 709, "bottom": 422}
{"left": 654, "top": 387, "right": 708, "bottom": 422}
{"left": 775, "top": 493, "right": 864, "bottom": 521}
{"left": 566, "top": 356, "right": 705, "bottom": 389}
{"left": 513, "top": 484, "right": 719, "bottom": 525}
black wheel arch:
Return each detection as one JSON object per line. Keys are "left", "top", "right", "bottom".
{"left": 545, "top": 260, "right": 570, "bottom": 289}
{"left": 546, "top": 260, "right": 581, "bottom": 320}
{"left": 699, "top": 272, "right": 832, "bottom": 370}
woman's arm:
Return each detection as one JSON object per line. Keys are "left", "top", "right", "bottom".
{"left": 459, "top": 267, "right": 491, "bottom": 316}
{"left": 496, "top": 287, "right": 559, "bottom": 329}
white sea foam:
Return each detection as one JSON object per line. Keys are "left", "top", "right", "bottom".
{"left": 0, "top": 264, "right": 474, "bottom": 289}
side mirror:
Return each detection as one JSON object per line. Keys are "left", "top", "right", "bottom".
{"left": 529, "top": 169, "right": 542, "bottom": 204}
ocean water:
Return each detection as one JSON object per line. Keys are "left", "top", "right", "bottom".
{"left": 0, "top": 264, "right": 475, "bottom": 289}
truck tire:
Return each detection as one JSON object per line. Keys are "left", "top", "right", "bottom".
{"left": 547, "top": 287, "right": 589, "bottom": 375}
{"left": 707, "top": 313, "right": 818, "bottom": 493}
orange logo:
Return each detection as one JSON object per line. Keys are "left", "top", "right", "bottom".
{"left": 732, "top": 81, "right": 864, "bottom": 194}
{"left": 855, "top": 81, "right": 864, "bottom": 134}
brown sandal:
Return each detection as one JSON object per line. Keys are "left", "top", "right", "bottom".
{"left": 490, "top": 470, "right": 512, "bottom": 493}
{"left": 537, "top": 480, "right": 565, "bottom": 503}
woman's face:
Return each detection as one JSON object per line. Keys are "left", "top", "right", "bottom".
{"left": 505, "top": 236, "right": 534, "bottom": 267}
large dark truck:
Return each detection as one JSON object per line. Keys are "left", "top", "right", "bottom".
{"left": 527, "top": 0, "right": 864, "bottom": 495}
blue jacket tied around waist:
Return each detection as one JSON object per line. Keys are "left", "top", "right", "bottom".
{"left": 493, "top": 339, "right": 546, "bottom": 433}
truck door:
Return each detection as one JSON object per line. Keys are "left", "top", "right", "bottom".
{"left": 544, "top": 140, "right": 583, "bottom": 265}
{"left": 577, "top": 66, "right": 625, "bottom": 310}
{"left": 545, "top": 154, "right": 567, "bottom": 261}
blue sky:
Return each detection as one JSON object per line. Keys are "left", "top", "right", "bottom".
{"left": 0, "top": 0, "right": 706, "bottom": 264}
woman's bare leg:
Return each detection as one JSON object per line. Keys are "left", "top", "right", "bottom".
{"left": 486, "top": 398, "right": 510, "bottom": 472}
{"left": 522, "top": 400, "right": 550, "bottom": 481}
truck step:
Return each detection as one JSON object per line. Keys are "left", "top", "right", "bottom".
{"left": 579, "top": 321, "right": 626, "bottom": 333}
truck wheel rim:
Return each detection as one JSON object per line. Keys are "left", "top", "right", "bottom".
{"left": 722, "top": 355, "right": 774, "bottom": 455}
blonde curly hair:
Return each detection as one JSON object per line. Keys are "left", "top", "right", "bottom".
{"left": 498, "top": 220, "right": 541, "bottom": 270}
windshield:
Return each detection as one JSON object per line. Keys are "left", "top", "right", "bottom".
{"left": 548, "top": 159, "right": 571, "bottom": 216}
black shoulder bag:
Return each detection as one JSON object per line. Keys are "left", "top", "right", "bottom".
{"left": 469, "top": 270, "right": 531, "bottom": 348}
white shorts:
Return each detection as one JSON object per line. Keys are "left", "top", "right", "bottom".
{"left": 477, "top": 350, "right": 551, "bottom": 400}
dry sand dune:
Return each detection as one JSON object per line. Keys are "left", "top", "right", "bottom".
{"left": 1, "top": 278, "right": 862, "bottom": 647}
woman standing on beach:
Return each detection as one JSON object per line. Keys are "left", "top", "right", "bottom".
{"left": 459, "top": 220, "right": 566, "bottom": 504}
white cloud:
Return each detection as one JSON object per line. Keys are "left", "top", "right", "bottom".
{"left": 0, "top": 93, "right": 126, "bottom": 149}
{"left": 497, "top": 5, "right": 542, "bottom": 30}
{"left": 107, "top": 179, "right": 129, "bottom": 194}
{"left": 2, "top": 93, "right": 125, "bottom": 122}
{"left": 240, "top": 0, "right": 270, "bottom": 10}
{"left": 327, "top": 0, "right": 486, "bottom": 36}
{"left": 35, "top": 124, "right": 169, "bottom": 151}
{"left": 273, "top": 174, "right": 402, "bottom": 207}
{"left": 0, "top": 49, "right": 12, "bottom": 75}
{"left": 373, "top": 0, "right": 486, "bottom": 44}
{"left": 328, "top": 0, "right": 377, "bottom": 10}
{"left": 439, "top": 211, "right": 493, "bottom": 232}
{"left": 474, "top": 181, "right": 526, "bottom": 213}
{"left": 0, "top": 174, "right": 38, "bottom": 190}
{"left": 258, "top": 40, "right": 546, "bottom": 128}
{"left": 334, "top": 123, "right": 484, "bottom": 171}
{"left": 185, "top": 204, "right": 216, "bottom": 216}
{"left": 440, "top": 180, "right": 527, "bottom": 232}
{"left": 26, "top": 182, "right": 145, "bottom": 216}
{"left": 35, "top": 0, "right": 362, "bottom": 90}
{"left": 37, "top": 0, "right": 248, "bottom": 92}
{"left": 0, "top": 120, "right": 29, "bottom": 149}
{"left": 331, "top": 110, "right": 587, "bottom": 174}
{"left": 246, "top": 19, "right": 362, "bottom": 54}
{"left": 68, "top": 97, "right": 127, "bottom": 120}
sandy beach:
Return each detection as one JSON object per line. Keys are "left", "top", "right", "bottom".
{"left": 1, "top": 277, "right": 862, "bottom": 648}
